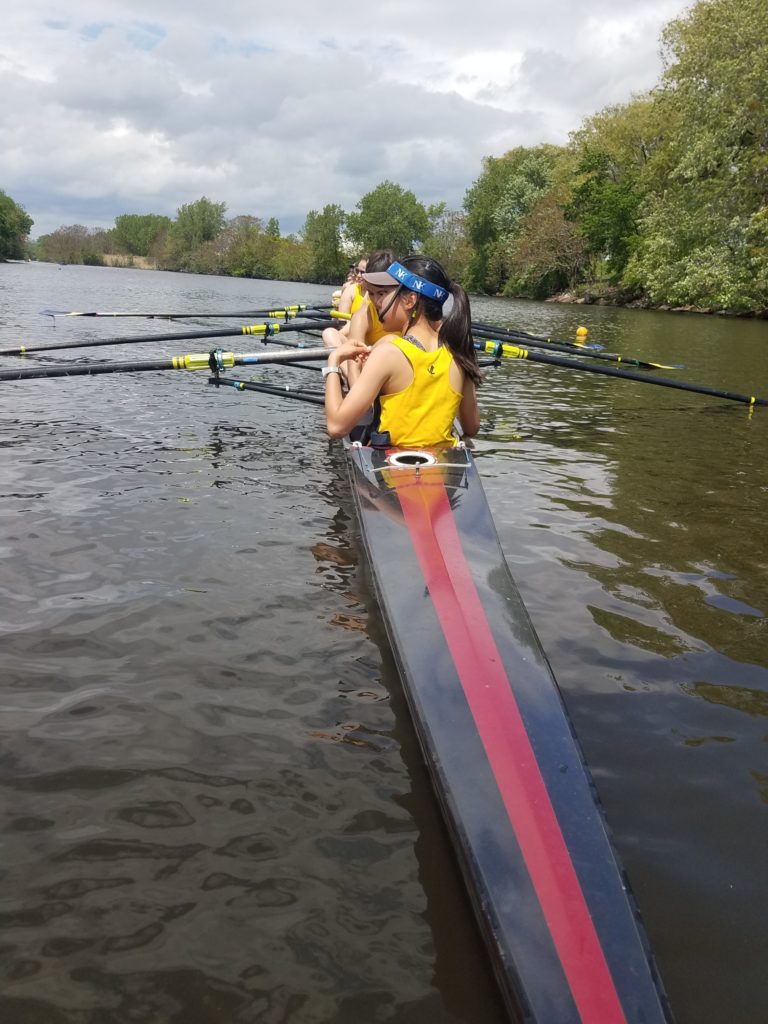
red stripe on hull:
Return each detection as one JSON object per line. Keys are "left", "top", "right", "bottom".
{"left": 392, "top": 473, "right": 627, "bottom": 1024}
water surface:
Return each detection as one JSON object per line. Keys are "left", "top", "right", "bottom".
{"left": 1, "top": 264, "right": 766, "bottom": 1023}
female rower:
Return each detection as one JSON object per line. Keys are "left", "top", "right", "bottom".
{"left": 337, "top": 257, "right": 368, "bottom": 315}
{"left": 323, "top": 256, "right": 481, "bottom": 447}
{"left": 322, "top": 248, "right": 395, "bottom": 354}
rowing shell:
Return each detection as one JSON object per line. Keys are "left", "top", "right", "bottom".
{"left": 342, "top": 439, "right": 673, "bottom": 1024}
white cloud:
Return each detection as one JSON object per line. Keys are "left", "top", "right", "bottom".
{"left": 0, "top": 0, "right": 691, "bottom": 237}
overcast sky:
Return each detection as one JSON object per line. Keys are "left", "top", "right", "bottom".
{"left": 2, "top": 0, "right": 691, "bottom": 238}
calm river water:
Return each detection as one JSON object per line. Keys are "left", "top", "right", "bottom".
{"left": 0, "top": 263, "right": 766, "bottom": 1024}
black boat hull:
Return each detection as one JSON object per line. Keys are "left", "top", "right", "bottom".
{"left": 343, "top": 440, "right": 672, "bottom": 1024}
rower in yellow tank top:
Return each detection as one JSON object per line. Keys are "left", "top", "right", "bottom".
{"left": 323, "top": 249, "right": 395, "bottom": 359}
{"left": 346, "top": 288, "right": 388, "bottom": 343}
{"left": 324, "top": 256, "right": 481, "bottom": 448}
{"left": 377, "top": 336, "right": 462, "bottom": 448}
{"left": 337, "top": 259, "right": 367, "bottom": 316}
{"left": 349, "top": 284, "right": 365, "bottom": 315}
{"left": 364, "top": 299, "right": 388, "bottom": 344}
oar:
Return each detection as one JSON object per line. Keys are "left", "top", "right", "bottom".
{"left": 471, "top": 323, "right": 682, "bottom": 371}
{"left": 0, "top": 318, "right": 336, "bottom": 357}
{"left": 0, "top": 347, "right": 333, "bottom": 382}
{"left": 316, "top": 309, "right": 677, "bottom": 371}
{"left": 208, "top": 377, "right": 325, "bottom": 405}
{"left": 39, "top": 303, "right": 332, "bottom": 320}
{"left": 206, "top": 355, "right": 503, "bottom": 407}
{"left": 478, "top": 340, "right": 768, "bottom": 407}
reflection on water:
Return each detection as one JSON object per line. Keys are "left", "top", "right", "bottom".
{"left": 0, "top": 265, "right": 766, "bottom": 1023}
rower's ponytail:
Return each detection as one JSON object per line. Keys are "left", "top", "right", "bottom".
{"left": 400, "top": 255, "right": 481, "bottom": 386}
{"left": 439, "top": 280, "right": 481, "bottom": 386}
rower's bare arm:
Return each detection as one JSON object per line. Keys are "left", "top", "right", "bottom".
{"left": 458, "top": 380, "right": 480, "bottom": 437}
{"left": 337, "top": 284, "right": 356, "bottom": 315}
{"left": 325, "top": 345, "right": 391, "bottom": 439}
{"left": 347, "top": 304, "right": 370, "bottom": 345}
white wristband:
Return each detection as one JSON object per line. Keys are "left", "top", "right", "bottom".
{"left": 322, "top": 366, "right": 342, "bottom": 379}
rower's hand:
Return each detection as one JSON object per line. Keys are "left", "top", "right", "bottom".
{"left": 329, "top": 340, "right": 369, "bottom": 367}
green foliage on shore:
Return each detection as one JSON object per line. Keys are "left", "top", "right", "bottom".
{"left": 465, "top": 0, "right": 768, "bottom": 313}
{"left": 346, "top": 181, "right": 430, "bottom": 255}
{"left": 622, "top": 0, "right": 768, "bottom": 311}
{"left": 0, "top": 191, "right": 33, "bottom": 260}
{"left": 26, "top": 0, "right": 767, "bottom": 313}
{"left": 113, "top": 214, "right": 172, "bottom": 257}
{"left": 302, "top": 205, "right": 347, "bottom": 284}
{"left": 35, "top": 225, "right": 111, "bottom": 265}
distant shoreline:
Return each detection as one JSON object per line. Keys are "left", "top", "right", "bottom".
{"left": 19, "top": 258, "right": 767, "bottom": 318}
{"left": 545, "top": 288, "right": 768, "bottom": 319}
{"left": 102, "top": 254, "right": 158, "bottom": 270}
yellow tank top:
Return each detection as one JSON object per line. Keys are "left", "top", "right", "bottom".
{"left": 349, "top": 284, "right": 365, "bottom": 314}
{"left": 365, "top": 299, "right": 387, "bottom": 344}
{"left": 378, "top": 337, "right": 463, "bottom": 448}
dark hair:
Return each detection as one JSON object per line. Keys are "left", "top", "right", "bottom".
{"left": 400, "top": 255, "right": 480, "bottom": 385}
{"left": 366, "top": 248, "right": 397, "bottom": 273}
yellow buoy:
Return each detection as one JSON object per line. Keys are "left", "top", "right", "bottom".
{"left": 575, "top": 325, "right": 588, "bottom": 347}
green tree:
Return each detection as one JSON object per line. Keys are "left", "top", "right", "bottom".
{"left": 504, "top": 190, "right": 589, "bottom": 297}
{"left": 217, "top": 215, "right": 263, "bottom": 276}
{"left": 302, "top": 204, "right": 347, "bottom": 283}
{"left": 566, "top": 152, "right": 642, "bottom": 279}
{"left": 174, "top": 196, "right": 227, "bottom": 247}
{"left": 0, "top": 191, "right": 33, "bottom": 260}
{"left": 624, "top": 0, "right": 768, "bottom": 310}
{"left": 463, "top": 145, "right": 566, "bottom": 293}
{"left": 265, "top": 217, "right": 280, "bottom": 239}
{"left": 271, "top": 236, "right": 312, "bottom": 282}
{"left": 346, "top": 181, "right": 429, "bottom": 256}
{"left": 422, "top": 205, "right": 472, "bottom": 282}
{"left": 112, "top": 213, "right": 172, "bottom": 256}
{"left": 493, "top": 153, "right": 553, "bottom": 237}
{"left": 566, "top": 97, "right": 664, "bottom": 281}
{"left": 35, "top": 225, "right": 109, "bottom": 265}
{"left": 162, "top": 197, "right": 227, "bottom": 271}
{"left": 215, "top": 216, "right": 281, "bottom": 279}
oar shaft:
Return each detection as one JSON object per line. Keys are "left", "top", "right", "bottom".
{"left": 0, "top": 358, "right": 178, "bottom": 380}
{"left": 208, "top": 377, "right": 325, "bottom": 405}
{"left": 471, "top": 325, "right": 667, "bottom": 370}
{"left": 0, "top": 347, "right": 332, "bottom": 382}
{"left": 209, "top": 359, "right": 502, "bottom": 406}
{"left": 472, "top": 326, "right": 605, "bottom": 361}
{"left": 481, "top": 341, "right": 767, "bottom": 407}
{"left": 41, "top": 303, "right": 333, "bottom": 319}
{"left": 0, "top": 318, "right": 336, "bottom": 357}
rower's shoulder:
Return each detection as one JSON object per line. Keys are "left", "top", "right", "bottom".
{"left": 366, "top": 334, "right": 401, "bottom": 359}
{"left": 367, "top": 332, "right": 411, "bottom": 354}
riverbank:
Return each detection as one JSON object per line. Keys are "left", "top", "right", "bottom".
{"left": 547, "top": 284, "right": 768, "bottom": 318}
{"left": 102, "top": 254, "right": 158, "bottom": 270}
